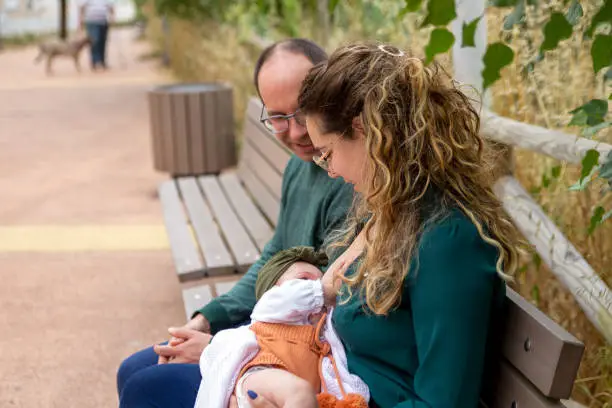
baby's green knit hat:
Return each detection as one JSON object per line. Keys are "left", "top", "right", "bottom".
{"left": 255, "top": 246, "right": 328, "bottom": 301}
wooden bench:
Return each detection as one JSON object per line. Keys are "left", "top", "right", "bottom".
{"left": 159, "top": 97, "right": 585, "bottom": 408}
{"left": 183, "top": 279, "right": 585, "bottom": 408}
{"left": 158, "top": 97, "right": 291, "bottom": 283}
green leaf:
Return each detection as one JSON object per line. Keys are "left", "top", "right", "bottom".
{"left": 540, "top": 12, "right": 573, "bottom": 52}
{"left": 588, "top": 206, "right": 606, "bottom": 235}
{"left": 542, "top": 173, "right": 551, "bottom": 188}
{"left": 533, "top": 252, "right": 542, "bottom": 270}
{"left": 580, "top": 149, "right": 600, "bottom": 182}
{"left": 425, "top": 28, "right": 455, "bottom": 63}
{"left": 531, "top": 284, "right": 540, "bottom": 306}
{"left": 422, "top": 0, "right": 457, "bottom": 27}
{"left": 490, "top": 0, "right": 518, "bottom": 7}
{"left": 504, "top": 0, "right": 525, "bottom": 30}
{"left": 568, "top": 109, "right": 589, "bottom": 126}
{"left": 551, "top": 165, "right": 562, "bottom": 179}
{"left": 401, "top": 0, "right": 423, "bottom": 15}
{"left": 581, "top": 121, "right": 612, "bottom": 138}
{"left": 328, "top": 0, "right": 340, "bottom": 14}
{"left": 462, "top": 16, "right": 481, "bottom": 47}
{"left": 530, "top": 185, "right": 542, "bottom": 195}
{"left": 569, "top": 173, "right": 594, "bottom": 191}
{"left": 586, "top": 0, "right": 612, "bottom": 37}
{"left": 569, "top": 99, "right": 608, "bottom": 126}
{"left": 591, "top": 34, "right": 612, "bottom": 74}
{"left": 565, "top": 0, "right": 583, "bottom": 25}
{"left": 482, "top": 42, "right": 515, "bottom": 89}
{"left": 600, "top": 151, "right": 612, "bottom": 181}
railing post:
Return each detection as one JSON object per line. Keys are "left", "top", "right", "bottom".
{"left": 450, "top": 0, "right": 514, "bottom": 177}
{"left": 316, "top": 0, "right": 330, "bottom": 48}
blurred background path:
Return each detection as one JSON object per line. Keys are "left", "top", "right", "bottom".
{"left": 0, "top": 27, "right": 183, "bottom": 408}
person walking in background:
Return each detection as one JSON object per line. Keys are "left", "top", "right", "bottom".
{"left": 79, "top": 0, "right": 114, "bottom": 71}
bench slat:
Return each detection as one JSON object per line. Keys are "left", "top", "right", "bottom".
{"left": 238, "top": 163, "right": 281, "bottom": 226}
{"left": 242, "top": 142, "right": 283, "bottom": 199}
{"left": 158, "top": 181, "right": 205, "bottom": 281}
{"left": 177, "top": 178, "right": 235, "bottom": 276}
{"left": 481, "top": 359, "right": 565, "bottom": 408}
{"left": 243, "top": 118, "right": 291, "bottom": 174}
{"left": 203, "top": 91, "right": 220, "bottom": 173}
{"left": 182, "top": 285, "right": 213, "bottom": 321}
{"left": 246, "top": 98, "right": 264, "bottom": 129}
{"left": 501, "top": 289, "right": 584, "bottom": 399}
{"left": 198, "top": 176, "right": 260, "bottom": 272}
{"left": 160, "top": 94, "right": 177, "bottom": 173}
{"left": 218, "top": 173, "right": 274, "bottom": 251}
{"left": 171, "top": 93, "right": 191, "bottom": 175}
{"left": 188, "top": 92, "right": 207, "bottom": 175}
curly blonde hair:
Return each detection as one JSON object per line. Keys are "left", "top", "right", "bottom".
{"left": 298, "top": 42, "right": 523, "bottom": 315}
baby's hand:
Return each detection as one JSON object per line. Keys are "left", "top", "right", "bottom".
{"left": 308, "top": 310, "right": 325, "bottom": 325}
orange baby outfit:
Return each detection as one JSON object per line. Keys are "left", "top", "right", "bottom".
{"left": 238, "top": 313, "right": 368, "bottom": 408}
{"left": 238, "top": 320, "right": 323, "bottom": 392}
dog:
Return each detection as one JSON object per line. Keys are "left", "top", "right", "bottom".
{"left": 34, "top": 35, "right": 91, "bottom": 75}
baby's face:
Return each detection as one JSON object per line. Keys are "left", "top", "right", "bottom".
{"left": 276, "top": 261, "right": 323, "bottom": 286}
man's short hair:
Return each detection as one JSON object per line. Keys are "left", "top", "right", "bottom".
{"left": 254, "top": 38, "right": 328, "bottom": 97}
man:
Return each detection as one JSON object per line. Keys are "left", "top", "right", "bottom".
{"left": 117, "top": 38, "right": 354, "bottom": 407}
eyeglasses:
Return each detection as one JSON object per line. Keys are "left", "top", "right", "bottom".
{"left": 313, "top": 149, "right": 332, "bottom": 171}
{"left": 259, "top": 105, "right": 306, "bottom": 134}
{"left": 313, "top": 134, "right": 342, "bottom": 171}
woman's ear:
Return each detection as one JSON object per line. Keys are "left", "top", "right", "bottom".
{"left": 352, "top": 116, "right": 365, "bottom": 139}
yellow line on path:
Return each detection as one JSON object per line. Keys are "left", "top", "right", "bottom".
{"left": 0, "top": 225, "right": 169, "bottom": 252}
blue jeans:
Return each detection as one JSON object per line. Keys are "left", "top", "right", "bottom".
{"left": 117, "top": 343, "right": 201, "bottom": 408}
{"left": 85, "top": 22, "right": 108, "bottom": 67}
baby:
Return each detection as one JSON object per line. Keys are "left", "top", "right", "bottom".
{"left": 194, "top": 246, "right": 369, "bottom": 408}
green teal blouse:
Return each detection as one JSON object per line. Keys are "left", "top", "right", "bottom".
{"left": 332, "top": 209, "right": 504, "bottom": 408}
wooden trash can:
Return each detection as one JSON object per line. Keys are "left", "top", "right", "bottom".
{"left": 148, "top": 83, "right": 237, "bottom": 176}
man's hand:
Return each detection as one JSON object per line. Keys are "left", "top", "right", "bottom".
{"left": 185, "top": 313, "right": 211, "bottom": 333}
{"left": 154, "top": 327, "right": 212, "bottom": 364}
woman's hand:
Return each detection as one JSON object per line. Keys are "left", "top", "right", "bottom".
{"left": 245, "top": 391, "right": 280, "bottom": 408}
{"left": 322, "top": 260, "right": 346, "bottom": 306}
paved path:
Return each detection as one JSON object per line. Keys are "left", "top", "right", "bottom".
{"left": 0, "top": 28, "right": 186, "bottom": 407}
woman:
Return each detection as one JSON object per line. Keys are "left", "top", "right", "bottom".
{"left": 246, "top": 42, "right": 522, "bottom": 408}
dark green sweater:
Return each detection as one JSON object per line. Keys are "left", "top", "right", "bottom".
{"left": 198, "top": 156, "right": 354, "bottom": 334}
{"left": 333, "top": 210, "right": 504, "bottom": 408}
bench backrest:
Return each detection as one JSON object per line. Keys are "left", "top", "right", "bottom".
{"left": 235, "top": 98, "right": 584, "bottom": 407}
{"left": 482, "top": 288, "right": 584, "bottom": 407}
{"left": 237, "top": 98, "right": 292, "bottom": 226}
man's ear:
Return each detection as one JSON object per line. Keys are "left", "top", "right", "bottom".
{"left": 352, "top": 116, "right": 365, "bottom": 139}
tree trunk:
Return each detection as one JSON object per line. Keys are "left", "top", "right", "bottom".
{"left": 316, "top": 0, "right": 329, "bottom": 48}
{"left": 59, "top": 0, "right": 68, "bottom": 40}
